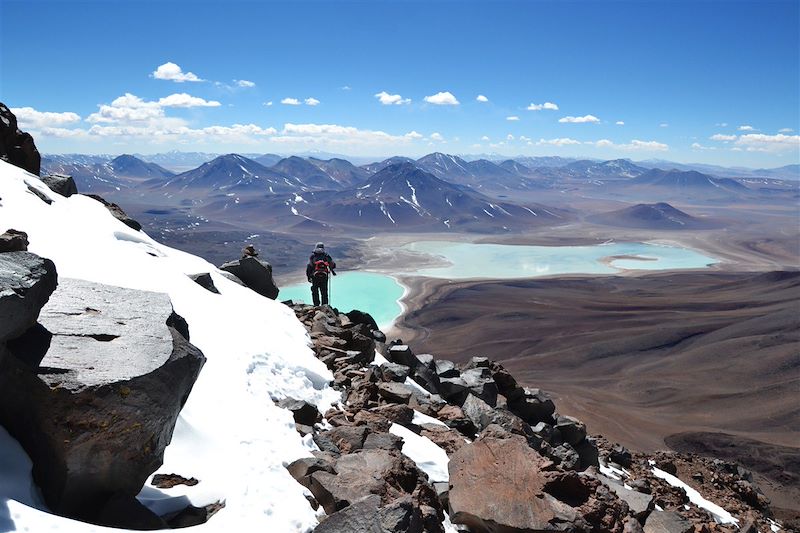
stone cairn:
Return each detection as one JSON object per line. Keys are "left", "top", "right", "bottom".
{"left": 283, "top": 302, "right": 786, "bottom": 533}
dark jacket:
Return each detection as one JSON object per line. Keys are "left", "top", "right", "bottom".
{"left": 307, "top": 250, "right": 336, "bottom": 280}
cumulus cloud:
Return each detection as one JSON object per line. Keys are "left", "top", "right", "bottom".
{"left": 506, "top": 116, "right": 519, "bottom": 121}
{"left": 536, "top": 137, "right": 580, "bottom": 146}
{"left": 716, "top": 122, "right": 728, "bottom": 127}
{"left": 158, "top": 93, "right": 221, "bottom": 108}
{"left": 507, "top": 134, "right": 514, "bottom": 141}
{"left": 429, "top": 132, "right": 445, "bottom": 141}
{"left": 281, "top": 98, "right": 301, "bottom": 105}
{"left": 235, "top": 79, "right": 256, "bottom": 88}
{"left": 659, "top": 123, "right": 669, "bottom": 128}
{"left": 404, "top": 131, "right": 423, "bottom": 139}
{"left": 559, "top": 114, "right": 600, "bottom": 124}
{"left": 341, "top": 85, "right": 352, "bottom": 91}
{"left": 263, "top": 101, "right": 273, "bottom": 107}
{"left": 304, "top": 97, "right": 321, "bottom": 106}
{"left": 476, "top": 94, "right": 489, "bottom": 103}
{"left": 710, "top": 133, "right": 737, "bottom": 141}
{"left": 738, "top": 125, "right": 755, "bottom": 131}
{"left": 615, "top": 121, "right": 625, "bottom": 125}
{"left": 152, "top": 62, "right": 203, "bottom": 82}
{"left": 778, "top": 128, "right": 793, "bottom": 133}
{"left": 527, "top": 102, "right": 558, "bottom": 111}
{"left": 424, "top": 91, "right": 460, "bottom": 105}
{"left": 375, "top": 91, "right": 411, "bottom": 105}
{"left": 592, "top": 139, "right": 669, "bottom": 151}
{"left": 735, "top": 133, "right": 800, "bottom": 153}
{"left": 481, "top": 135, "right": 490, "bottom": 141}
{"left": 10, "top": 107, "right": 81, "bottom": 129}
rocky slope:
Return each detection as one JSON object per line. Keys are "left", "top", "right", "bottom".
{"left": 283, "top": 302, "right": 791, "bottom": 532}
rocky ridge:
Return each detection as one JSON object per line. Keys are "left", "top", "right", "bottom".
{"left": 284, "top": 302, "right": 791, "bottom": 533}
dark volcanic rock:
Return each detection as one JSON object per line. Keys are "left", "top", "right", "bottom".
{"left": 278, "top": 396, "right": 322, "bottom": 426}
{"left": 85, "top": 194, "right": 142, "bottom": 231}
{"left": 40, "top": 173, "right": 78, "bottom": 197}
{"left": 0, "top": 251, "right": 57, "bottom": 342}
{"left": 0, "top": 278, "right": 205, "bottom": 521}
{"left": 0, "top": 229, "right": 29, "bottom": 252}
{"left": 508, "top": 387, "right": 556, "bottom": 424}
{"left": 219, "top": 255, "right": 279, "bottom": 300}
{"left": 0, "top": 102, "right": 41, "bottom": 175}
{"left": 188, "top": 273, "right": 220, "bottom": 294}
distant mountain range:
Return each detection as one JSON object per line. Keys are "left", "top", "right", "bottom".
{"left": 41, "top": 154, "right": 174, "bottom": 193}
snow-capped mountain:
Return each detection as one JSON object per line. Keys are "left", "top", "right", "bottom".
{"left": 160, "top": 154, "right": 303, "bottom": 193}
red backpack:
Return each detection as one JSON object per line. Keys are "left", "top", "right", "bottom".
{"left": 313, "top": 259, "right": 330, "bottom": 279}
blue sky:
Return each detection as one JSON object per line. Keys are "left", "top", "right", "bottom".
{"left": 1, "top": 0, "right": 798, "bottom": 167}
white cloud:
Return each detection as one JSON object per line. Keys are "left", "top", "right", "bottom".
{"left": 592, "top": 138, "right": 669, "bottom": 151}
{"left": 506, "top": 116, "right": 519, "bottom": 121}
{"left": 476, "top": 94, "right": 489, "bottom": 103}
{"left": 715, "top": 122, "right": 728, "bottom": 127}
{"left": 481, "top": 135, "right": 490, "bottom": 141}
{"left": 304, "top": 97, "right": 321, "bottom": 106}
{"left": 235, "top": 79, "right": 256, "bottom": 88}
{"left": 735, "top": 133, "right": 800, "bottom": 153}
{"left": 615, "top": 121, "right": 625, "bottom": 126}
{"left": 507, "top": 134, "right": 514, "bottom": 141}
{"left": 281, "top": 98, "right": 301, "bottom": 105}
{"left": 659, "top": 123, "right": 669, "bottom": 128}
{"left": 152, "top": 62, "right": 203, "bottom": 83}
{"left": 537, "top": 137, "right": 580, "bottom": 146}
{"left": 424, "top": 91, "right": 460, "bottom": 106}
{"left": 87, "top": 93, "right": 165, "bottom": 124}
{"left": 341, "top": 85, "right": 352, "bottom": 91}
{"left": 778, "top": 128, "right": 793, "bottom": 133}
{"left": 404, "top": 131, "right": 423, "bottom": 139}
{"left": 559, "top": 114, "right": 600, "bottom": 124}
{"left": 10, "top": 107, "right": 81, "bottom": 129}
{"left": 263, "top": 101, "right": 273, "bottom": 107}
{"left": 527, "top": 102, "right": 558, "bottom": 111}
{"left": 691, "top": 142, "right": 716, "bottom": 151}
{"left": 738, "top": 125, "right": 755, "bottom": 131}
{"left": 429, "top": 132, "right": 445, "bottom": 141}
{"left": 158, "top": 93, "right": 221, "bottom": 108}
{"left": 519, "top": 135, "right": 531, "bottom": 142}
{"left": 374, "top": 91, "right": 411, "bottom": 105}
{"left": 710, "top": 133, "right": 737, "bottom": 141}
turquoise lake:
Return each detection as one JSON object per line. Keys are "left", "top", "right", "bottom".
{"left": 280, "top": 241, "right": 718, "bottom": 327}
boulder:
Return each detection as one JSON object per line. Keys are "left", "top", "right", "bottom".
{"left": 462, "top": 394, "right": 529, "bottom": 435}
{"left": 385, "top": 344, "right": 417, "bottom": 368}
{"left": 555, "top": 415, "right": 587, "bottom": 446}
{"left": 40, "top": 173, "right": 78, "bottom": 197}
{"left": 219, "top": 256, "right": 279, "bottom": 300}
{"left": 0, "top": 251, "right": 57, "bottom": 343}
{"left": 434, "top": 359, "right": 459, "bottom": 378}
{"left": 314, "top": 494, "right": 426, "bottom": 533}
{"left": 0, "top": 228, "right": 29, "bottom": 252}
{"left": 642, "top": 510, "right": 693, "bottom": 533}
{"left": 308, "top": 449, "right": 431, "bottom": 515}
{"left": 0, "top": 278, "right": 205, "bottom": 521}
{"left": 344, "top": 310, "right": 379, "bottom": 333}
{"left": 377, "top": 382, "right": 415, "bottom": 404}
{"left": 277, "top": 397, "right": 322, "bottom": 426}
{"left": 0, "top": 102, "right": 41, "bottom": 175}
{"left": 461, "top": 367, "right": 498, "bottom": 406}
{"left": 319, "top": 426, "right": 370, "bottom": 454}
{"left": 438, "top": 376, "right": 470, "bottom": 405}
{"left": 188, "top": 273, "right": 219, "bottom": 294}
{"left": 508, "top": 387, "right": 556, "bottom": 424}
{"left": 379, "top": 362, "right": 411, "bottom": 382}
{"left": 84, "top": 194, "right": 142, "bottom": 231}
{"left": 449, "top": 434, "right": 588, "bottom": 532}
{"left": 590, "top": 472, "right": 654, "bottom": 520}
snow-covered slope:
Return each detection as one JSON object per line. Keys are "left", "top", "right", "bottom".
{"left": 0, "top": 159, "right": 341, "bottom": 531}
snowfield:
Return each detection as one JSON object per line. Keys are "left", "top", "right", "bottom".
{"left": 0, "top": 160, "right": 345, "bottom": 531}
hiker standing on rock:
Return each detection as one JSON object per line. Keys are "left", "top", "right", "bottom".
{"left": 306, "top": 242, "right": 336, "bottom": 306}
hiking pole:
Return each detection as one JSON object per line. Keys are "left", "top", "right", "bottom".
{"left": 328, "top": 273, "right": 332, "bottom": 307}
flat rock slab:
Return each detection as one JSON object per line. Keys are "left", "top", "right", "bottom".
{"left": 449, "top": 434, "right": 582, "bottom": 532}
{"left": 37, "top": 278, "right": 174, "bottom": 389}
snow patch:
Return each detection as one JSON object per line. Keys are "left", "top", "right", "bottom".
{"left": 651, "top": 466, "right": 739, "bottom": 526}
